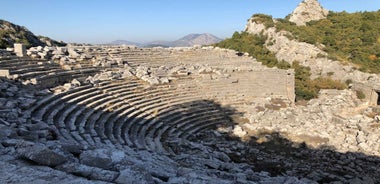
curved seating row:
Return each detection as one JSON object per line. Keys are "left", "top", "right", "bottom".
{"left": 29, "top": 77, "right": 233, "bottom": 154}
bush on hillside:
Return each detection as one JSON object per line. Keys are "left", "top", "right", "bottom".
{"left": 275, "top": 10, "right": 380, "bottom": 73}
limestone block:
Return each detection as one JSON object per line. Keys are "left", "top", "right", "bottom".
{"left": 0, "top": 70, "right": 10, "bottom": 77}
{"left": 14, "top": 43, "right": 26, "bottom": 57}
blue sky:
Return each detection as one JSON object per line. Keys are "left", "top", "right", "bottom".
{"left": 1, "top": 0, "right": 379, "bottom": 44}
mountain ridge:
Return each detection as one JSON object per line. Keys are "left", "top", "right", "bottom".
{"left": 109, "top": 33, "right": 222, "bottom": 47}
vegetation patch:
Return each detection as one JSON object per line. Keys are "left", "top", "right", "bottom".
{"left": 355, "top": 90, "right": 366, "bottom": 100}
{"left": 215, "top": 10, "right": 380, "bottom": 100}
{"left": 274, "top": 11, "right": 380, "bottom": 73}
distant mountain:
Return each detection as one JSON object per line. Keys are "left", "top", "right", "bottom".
{"left": 109, "top": 33, "right": 222, "bottom": 48}
{"left": 169, "top": 33, "right": 223, "bottom": 47}
{"left": 143, "top": 40, "right": 172, "bottom": 48}
{"left": 108, "top": 40, "right": 141, "bottom": 47}
{"left": 0, "top": 19, "right": 66, "bottom": 49}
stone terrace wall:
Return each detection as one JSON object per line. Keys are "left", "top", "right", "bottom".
{"left": 194, "top": 69, "right": 295, "bottom": 105}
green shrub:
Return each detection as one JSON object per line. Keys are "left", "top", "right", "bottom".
{"left": 345, "top": 79, "right": 353, "bottom": 86}
{"left": 251, "top": 14, "right": 275, "bottom": 27}
{"left": 356, "top": 90, "right": 366, "bottom": 99}
{"left": 312, "top": 77, "right": 347, "bottom": 90}
{"left": 327, "top": 72, "right": 334, "bottom": 76}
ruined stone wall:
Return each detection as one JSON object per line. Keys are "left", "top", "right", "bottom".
{"left": 194, "top": 69, "right": 295, "bottom": 104}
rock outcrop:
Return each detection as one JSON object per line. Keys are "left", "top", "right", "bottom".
{"left": 289, "top": 0, "right": 329, "bottom": 26}
{"left": 245, "top": 13, "right": 380, "bottom": 100}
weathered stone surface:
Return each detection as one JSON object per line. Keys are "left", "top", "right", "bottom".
{"left": 68, "top": 48, "right": 80, "bottom": 58}
{"left": 115, "top": 166, "right": 155, "bottom": 184}
{"left": 0, "top": 161, "right": 105, "bottom": 184}
{"left": 0, "top": 124, "right": 13, "bottom": 139}
{"left": 260, "top": 177, "right": 318, "bottom": 184}
{"left": 18, "top": 97, "right": 37, "bottom": 109}
{"left": 57, "top": 162, "right": 118, "bottom": 182}
{"left": 79, "top": 149, "right": 125, "bottom": 170}
{"left": 17, "top": 144, "right": 67, "bottom": 167}
{"left": 14, "top": 43, "right": 26, "bottom": 57}
{"left": 233, "top": 125, "right": 247, "bottom": 137}
{"left": 80, "top": 150, "right": 113, "bottom": 170}
{"left": 289, "top": 0, "right": 328, "bottom": 26}
{"left": 0, "top": 69, "right": 10, "bottom": 77}
{"left": 60, "top": 143, "right": 86, "bottom": 155}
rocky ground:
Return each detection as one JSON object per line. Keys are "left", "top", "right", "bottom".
{"left": 235, "top": 89, "right": 380, "bottom": 157}
{"left": 230, "top": 89, "right": 380, "bottom": 183}
{"left": 0, "top": 44, "right": 378, "bottom": 183}
{"left": 1, "top": 74, "right": 379, "bottom": 183}
{"left": 1, "top": 0, "right": 379, "bottom": 182}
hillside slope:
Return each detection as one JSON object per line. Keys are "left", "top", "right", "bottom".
{"left": 215, "top": 0, "right": 380, "bottom": 100}
{"left": 0, "top": 19, "right": 66, "bottom": 49}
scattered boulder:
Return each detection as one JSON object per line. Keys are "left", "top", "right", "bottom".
{"left": 17, "top": 143, "right": 67, "bottom": 167}
{"left": 79, "top": 149, "right": 125, "bottom": 170}
{"left": 115, "top": 166, "right": 155, "bottom": 184}
{"left": 80, "top": 149, "right": 114, "bottom": 170}
{"left": 57, "top": 162, "right": 119, "bottom": 182}
{"left": 0, "top": 124, "right": 13, "bottom": 140}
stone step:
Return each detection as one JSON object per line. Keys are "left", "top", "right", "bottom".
{"left": 172, "top": 113, "right": 227, "bottom": 138}
{"left": 140, "top": 101, "right": 214, "bottom": 149}
{"left": 85, "top": 90, "right": 156, "bottom": 143}
{"left": 18, "top": 68, "right": 66, "bottom": 79}
{"left": 0, "top": 59, "right": 45, "bottom": 67}
{"left": 60, "top": 93, "right": 110, "bottom": 131}
{"left": 8, "top": 64, "right": 61, "bottom": 74}
{"left": 159, "top": 108, "right": 220, "bottom": 141}
{"left": 33, "top": 81, "right": 115, "bottom": 119}
{"left": 121, "top": 96, "right": 201, "bottom": 149}
{"left": 180, "top": 119, "right": 226, "bottom": 140}
{"left": 62, "top": 82, "right": 132, "bottom": 133}
{"left": 38, "top": 87, "right": 100, "bottom": 121}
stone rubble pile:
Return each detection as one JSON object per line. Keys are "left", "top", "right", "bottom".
{"left": 27, "top": 46, "right": 92, "bottom": 61}
{"left": 51, "top": 79, "right": 82, "bottom": 93}
{"left": 0, "top": 78, "right": 52, "bottom": 143}
{"left": 84, "top": 68, "right": 133, "bottom": 85}
{"left": 84, "top": 63, "right": 226, "bottom": 86}
{"left": 27, "top": 46, "right": 54, "bottom": 59}
{"left": 132, "top": 64, "right": 225, "bottom": 85}
{"left": 233, "top": 89, "right": 380, "bottom": 157}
